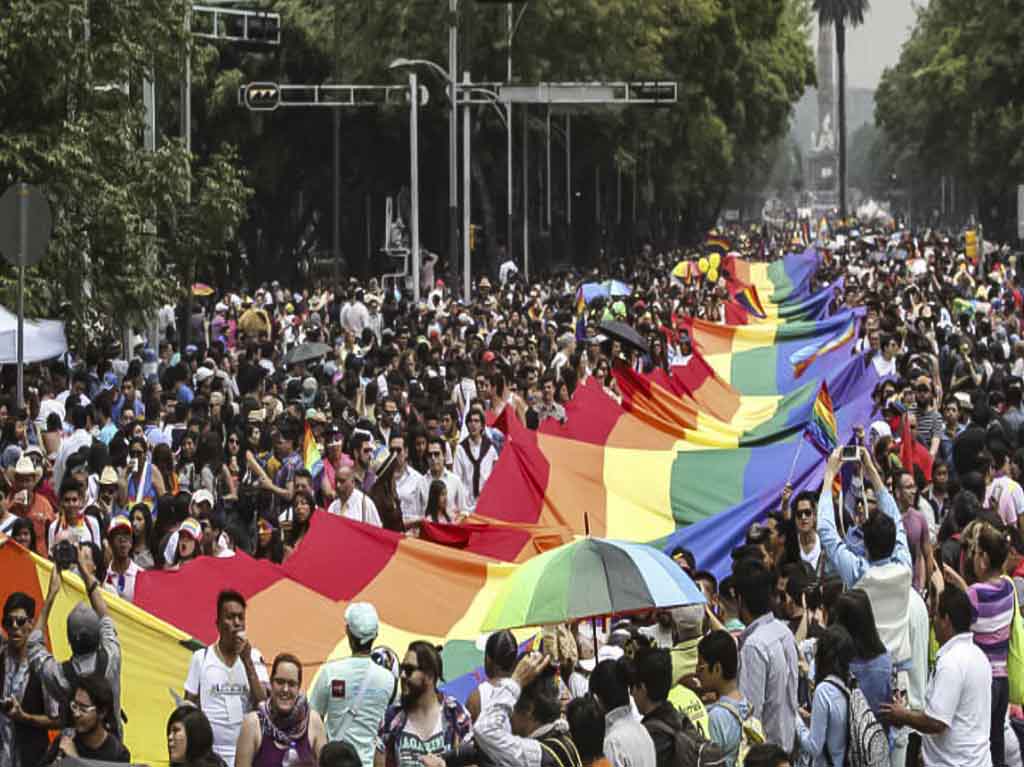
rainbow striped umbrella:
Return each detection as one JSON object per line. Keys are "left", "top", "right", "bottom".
{"left": 480, "top": 538, "right": 705, "bottom": 631}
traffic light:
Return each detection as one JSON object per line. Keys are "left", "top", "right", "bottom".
{"left": 244, "top": 83, "right": 281, "bottom": 111}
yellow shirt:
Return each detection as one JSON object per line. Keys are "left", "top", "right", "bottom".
{"left": 668, "top": 685, "right": 709, "bottom": 738}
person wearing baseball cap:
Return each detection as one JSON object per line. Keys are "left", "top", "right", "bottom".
{"left": 103, "top": 516, "right": 141, "bottom": 602}
{"left": 309, "top": 602, "right": 396, "bottom": 766}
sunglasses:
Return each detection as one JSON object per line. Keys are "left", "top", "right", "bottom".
{"left": 70, "top": 701, "right": 96, "bottom": 715}
{"left": 3, "top": 615, "right": 30, "bottom": 629}
{"left": 796, "top": 509, "right": 814, "bottom": 520}
{"left": 399, "top": 663, "right": 419, "bottom": 677}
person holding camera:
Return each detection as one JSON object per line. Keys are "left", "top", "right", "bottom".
{"left": 25, "top": 542, "right": 124, "bottom": 737}
{"left": 1, "top": 592, "right": 61, "bottom": 767}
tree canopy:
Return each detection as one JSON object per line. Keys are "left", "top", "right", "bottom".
{"left": 876, "top": 0, "right": 1024, "bottom": 216}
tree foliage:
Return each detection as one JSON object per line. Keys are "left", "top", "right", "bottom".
{"left": 0, "top": 0, "right": 251, "bottom": 344}
{"left": 876, "top": 0, "right": 1024, "bottom": 205}
{"left": 192, "top": 0, "right": 814, "bottom": 273}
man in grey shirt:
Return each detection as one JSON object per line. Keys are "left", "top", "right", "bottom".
{"left": 26, "top": 547, "right": 122, "bottom": 736}
{"left": 734, "top": 558, "right": 798, "bottom": 753}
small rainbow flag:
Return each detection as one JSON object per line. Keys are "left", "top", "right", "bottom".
{"left": 303, "top": 422, "right": 322, "bottom": 473}
{"left": 789, "top": 316, "right": 857, "bottom": 378}
{"left": 804, "top": 381, "right": 838, "bottom": 455}
{"left": 733, "top": 285, "right": 767, "bottom": 319}
{"left": 705, "top": 236, "right": 732, "bottom": 255}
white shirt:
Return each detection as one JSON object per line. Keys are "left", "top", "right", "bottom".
{"left": 184, "top": 645, "right": 270, "bottom": 767}
{"left": 53, "top": 427, "right": 93, "bottom": 489}
{"left": 327, "top": 488, "right": 382, "bottom": 527}
{"left": 394, "top": 464, "right": 424, "bottom": 526}
{"left": 418, "top": 469, "right": 470, "bottom": 521}
{"left": 799, "top": 535, "right": 822, "bottom": 572}
{"left": 921, "top": 632, "right": 993, "bottom": 767}
{"left": 872, "top": 354, "right": 897, "bottom": 378}
{"left": 47, "top": 515, "right": 102, "bottom": 552}
{"left": 104, "top": 560, "right": 142, "bottom": 603}
{"left": 454, "top": 435, "right": 499, "bottom": 510}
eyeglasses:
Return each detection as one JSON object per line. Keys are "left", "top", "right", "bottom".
{"left": 70, "top": 701, "right": 96, "bottom": 715}
{"left": 3, "top": 615, "right": 29, "bottom": 629}
{"left": 399, "top": 663, "right": 419, "bottom": 677}
{"left": 795, "top": 509, "right": 814, "bottom": 520}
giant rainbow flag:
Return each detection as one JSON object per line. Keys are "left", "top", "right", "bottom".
{"left": 0, "top": 249, "right": 890, "bottom": 766}
{"left": 725, "top": 278, "right": 844, "bottom": 325}
{"left": 682, "top": 308, "right": 865, "bottom": 395}
{"left": 725, "top": 247, "right": 821, "bottom": 305}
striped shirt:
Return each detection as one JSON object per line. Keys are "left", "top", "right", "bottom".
{"left": 968, "top": 578, "right": 1015, "bottom": 677}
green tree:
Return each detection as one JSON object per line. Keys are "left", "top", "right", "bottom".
{"left": 193, "top": 0, "right": 814, "bottom": 273}
{"left": 812, "top": 0, "right": 869, "bottom": 218}
{"left": 876, "top": 0, "right": 1024, "bottom": 228}
{"left": 0, "top": 0, "right": 251, "bottom": 346}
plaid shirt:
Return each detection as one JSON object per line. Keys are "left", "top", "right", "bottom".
{"left": 377, "top": 693, "right": 472, "bottom": 767}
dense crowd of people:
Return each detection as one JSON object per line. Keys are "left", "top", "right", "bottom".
{"left": 3, "top": 224, "right": 1024, "bottom": 767}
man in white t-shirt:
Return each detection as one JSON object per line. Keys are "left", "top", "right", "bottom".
{"left": 184, "top": 590, "right": 269, "bottom": 767}
{"left": 881, "top": 585, "right": 993, "bottom": 767}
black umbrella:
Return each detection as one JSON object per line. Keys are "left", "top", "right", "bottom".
{"left": 284, "top": 342, "right": 332, "bottom": 366}
{"left": 597, "top": 320, "right": 649, "bottom": 354}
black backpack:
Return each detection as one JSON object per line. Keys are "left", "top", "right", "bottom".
{"left": 538, "top": 731, "right": 584, "bottom": 767}
{"left": 645, "top": 717, "right": 729, "bottom": 767}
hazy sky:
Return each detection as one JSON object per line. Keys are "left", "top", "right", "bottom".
{"left": 817, "top": 0, "right": 922, "bottom": 90}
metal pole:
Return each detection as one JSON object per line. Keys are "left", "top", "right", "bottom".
{"left": 16, "top": 183, "right": 26, "bottom": 410}
{"left": 333, "top": 0, "right": 342, "bottom": 281}
{"left": 546, "top": 108, "right": 551, "bottom": 230}
{"left": 448, "top": 0, "right": 459, "bottom": 281}
{"left": 566, "top": 114, "right": 571, "bottom": 225}
{"left": 506, "top": 2, "right": 513, "bottom": 263}
{"left": 523, "top": 106, "right": 529, "bottom": 281}
{"left": 410, "top": 73, "right": 421, "bottom": 304}
{"left": 462, "top": 71, "right": 472, "bottom": 303}
{"left": 333, "top": 110, "right": 341, "bottom": 277}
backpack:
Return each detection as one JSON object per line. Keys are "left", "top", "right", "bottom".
{"left": 715, "top": 700, "right": 766, "bottom": 766}
{"left": 538, "top": 731, "right": 584, "bottom": 767}
{"left": 646, "top": 717, "right": 729, "bottom": 767}
{"left": 823, "top": 677, "right": 888, "bottom": 767}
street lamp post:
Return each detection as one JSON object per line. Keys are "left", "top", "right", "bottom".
{"left": 409, "top": 72, "right": 421, "bottom": 304}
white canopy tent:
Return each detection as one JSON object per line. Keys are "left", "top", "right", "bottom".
{"left": 0, "top": 305, "right": 67, "bottom": 364}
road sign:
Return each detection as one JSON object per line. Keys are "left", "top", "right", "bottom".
{"left": 0, "top": 183, "right": 52, "bottom": 267}
{"left": 243, "top": 82, "right": 281, "bottom": 111}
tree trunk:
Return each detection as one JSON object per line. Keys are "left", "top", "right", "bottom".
{"left": 836, "top": 18, "right": 847, "bottom": 218}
